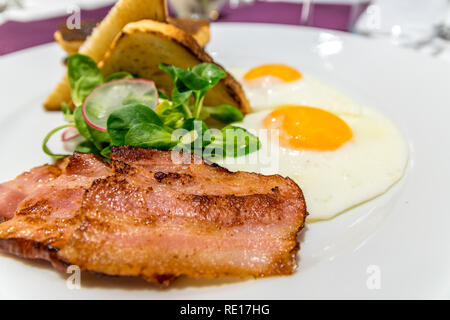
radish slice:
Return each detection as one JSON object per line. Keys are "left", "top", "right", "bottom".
{"left": 61, "top": 126, "right": 80, "bottom": 142}
{"left": 82, "top": 79, "right": 158, "bottom": 132}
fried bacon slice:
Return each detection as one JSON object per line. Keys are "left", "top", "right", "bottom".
{"left": 0, "top": 146, "right": 306, "bottom": 285}
{"left": 0, "top": 161, "right": 66, "bottom": 222}
{"left": 0, "top": 153, "right": 112, "bottom": 268}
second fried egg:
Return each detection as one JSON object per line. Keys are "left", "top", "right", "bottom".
{"left": 216, "top": 65, "right": 409, "bottom": 221}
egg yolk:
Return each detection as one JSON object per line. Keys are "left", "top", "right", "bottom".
{"left": 244, "top": 64, "right": 302, "bottom": 83}
{"left": 263, "top": 105, "right": 353, "bottom": 151}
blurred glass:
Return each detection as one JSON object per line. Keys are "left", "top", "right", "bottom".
{"left": 0, "top": 0, "right": 23, "bottom": 12}
{"left": 229, "top": 0, "right": 254, "bottom": 9}
{"left": 170, "top": 0, "right": 228, "bottom": 20}
{"left": 299, "top": 0, "right": 370, "bottom": 31}
{"left": 347, "top": 0, "right": 370, "bottom": 31}
{"left": 0, "top": 1, "right": 7, "bottom": 13}
{"left": 354, "top": 0, "right": 449, "bottom": 47}
{"left": 300, "top": 0, "right": 313, "bottom": 26}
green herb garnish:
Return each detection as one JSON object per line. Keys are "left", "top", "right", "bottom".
{"left": 42, "top": 54, "right": 260, "bottom": 160}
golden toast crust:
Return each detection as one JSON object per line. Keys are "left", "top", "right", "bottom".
{"left": 100, "top": 20, "right": 251, "bottom": 114}
{"left": 54, "top": 31, "right": 84, "bottom": 55}
{"left": 44, "top": 0, "right": 168, "bottom": 110}
{"left": 54, "top": 17, "right": 210, "bottom": 56}
{"left": 167, "top": 17, "right": 210, "bottom": 47}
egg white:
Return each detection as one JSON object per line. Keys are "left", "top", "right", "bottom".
{"left": 216, "top": 70, "right": 409, "bottom": 221}
{"left": 230, "top": 69, "right": 362, "bottom": 116}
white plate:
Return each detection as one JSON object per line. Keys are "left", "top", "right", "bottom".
{"left": 0, "top": 23, "right": 449, "bottom": 299}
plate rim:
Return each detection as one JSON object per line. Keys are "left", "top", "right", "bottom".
{"left": 0, "top": 23, "right": 449, "bottom": 299}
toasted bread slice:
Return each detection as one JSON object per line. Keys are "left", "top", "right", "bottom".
{"left": 44, "top": 0, "right": 168, "bottom": 111}
{"left": 54, "top": 32, "right": 83, "bottom": 55}
{"left": 167, "top": 17, "right": 210, "bottom": 47}
{"left": 99, "top": 20, "right": 251, "bottom": 114}
{"left": 79, "top": 0, "right": 167, "bottom": 62}
{"left": 54, "top": 21, "right": 99, "bottom": 55}
{"left": 54, "top": 17, "right": 210, "bottom": 56}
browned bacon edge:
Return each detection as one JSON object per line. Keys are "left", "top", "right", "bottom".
{"left": 0, "top": 238, "right": 68, "bottom": 271}
{"left": 0, "top": 147, "right": 307, "bottom": 285}
{"left": 0, "top": 152, "right": 111, "bottom": 272}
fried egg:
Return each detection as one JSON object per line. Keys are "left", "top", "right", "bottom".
{"left": 216, "top": 65, "right": 409, "bottom": 221}
{"left": 232, "top": 65, "right": 362, "bottom": 116}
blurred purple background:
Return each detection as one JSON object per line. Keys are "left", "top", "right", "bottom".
{"left": 0, "top": 1, "right": 369, "bottom": 56}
